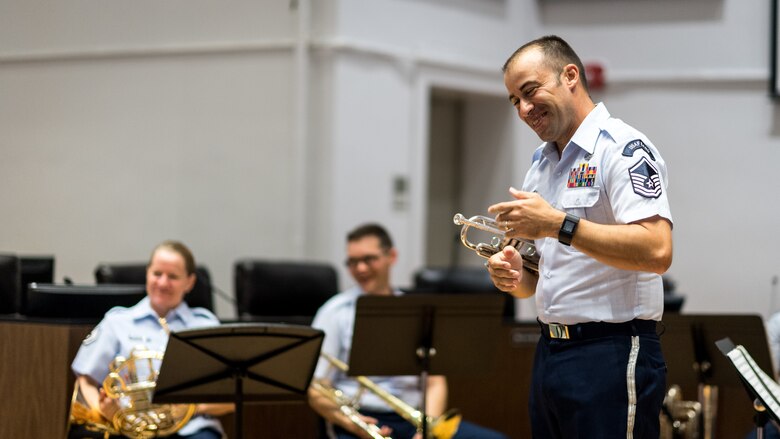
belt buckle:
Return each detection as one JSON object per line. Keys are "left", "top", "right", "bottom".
{"left": 548, "top": 323, "right": 570, "bottom": 339}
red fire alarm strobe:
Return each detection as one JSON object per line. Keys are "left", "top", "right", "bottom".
{"left": 584, "top": 62, "right": 606, "bottom": 91}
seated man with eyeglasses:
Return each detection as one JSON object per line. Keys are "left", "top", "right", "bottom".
{"left": 307, "top": 223, "right": 507, "bottom": 439}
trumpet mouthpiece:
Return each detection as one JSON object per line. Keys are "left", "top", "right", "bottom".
{"left": 453, "top": 213, "right": 465, "bottom": 225}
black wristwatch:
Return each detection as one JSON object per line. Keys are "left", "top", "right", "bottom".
{"left": 558, "top": 213, "right": 580, "bottom": 246}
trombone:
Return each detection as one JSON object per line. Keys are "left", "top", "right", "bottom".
{"left": 453, "top": 213, "right": 539, "bottom": 274}
{"left": 310, "top": 378, "right": 390, "bottom": 439}
{"left": 318, "top": 352, "right": 461, "bottom": 439}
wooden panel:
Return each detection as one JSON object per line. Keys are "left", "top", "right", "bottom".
{"left": 0, "top": 319, "right": 92, "bottom": 438}
{"left": 219, "top": 402, "right": 321, "bottom": 438}
{"left": 0, "top": 316, "right": 762, "bottom": 438}
{"left": 447, "top": 322, "right": 537, "bottom": 438}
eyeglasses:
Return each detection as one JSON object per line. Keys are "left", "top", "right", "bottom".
{"left": 345, "top": 254, "right": 382, "bottom": 268}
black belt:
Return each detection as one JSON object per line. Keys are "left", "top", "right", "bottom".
{"left": 538, "top": 318, "right": 658, "bottom": 340}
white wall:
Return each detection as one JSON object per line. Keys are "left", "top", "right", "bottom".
{"left": 0, "top": 1, "right": 302, "bottom": 318}
{"left": 1, "top": 0, "right": 778, "bottom": 320}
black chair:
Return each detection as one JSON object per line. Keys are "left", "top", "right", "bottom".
{"left": 0, "top": 254, "right": 21, "bottom": 314}
{"left": 662, "top": 274, "right": 686, "bottom": 313}
{"left": 22, "top": 283, "right": 147, "bottom": 323}
{"left": 94, "top": 263, "right": 214, "bottom": 312}
{"left": 20, "top": 256, "right": 54, "bottom": 292}
{"left": 234, "top": 259, "right": 338, "bottom": 325}
{"left": 410, "top": 266, "right": 515, "bottom": 319}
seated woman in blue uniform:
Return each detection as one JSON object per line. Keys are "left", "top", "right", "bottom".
{"left": 70, "top": 240, "right": 232, "bottom": 439}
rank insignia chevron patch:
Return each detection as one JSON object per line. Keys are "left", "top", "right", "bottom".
{"left": 628, "top": 157, "right": 662, "bottom": 198}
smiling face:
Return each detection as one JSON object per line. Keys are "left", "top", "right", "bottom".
{"left": 504, "top": 47, "right": 581, "bottom": 150}
{"left": 146, "top": 247, "right": 195, "bottom": 317}
{"left": 345, "top": 235, "right": 397, "bottom": 296}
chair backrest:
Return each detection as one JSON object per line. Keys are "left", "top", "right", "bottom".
{"left": 94, "top": 263, "right": 214, "bottom": 312}
{"left": 411, "top": 266, "right": 515, "bottom": 319}
{"left": 22, "top": 283, "right": 147, "bottom": 322}
{"left": 234, "top": 259, "right": 338, "bottom": 324}
{"left": 0, "top": 254, "right": 20, "bottom": 314}
{"left": 662, "top": 274, "right": 685, "bottom": 313}
{"left": 20, "top": 256, "right": 54, "bottom": 293}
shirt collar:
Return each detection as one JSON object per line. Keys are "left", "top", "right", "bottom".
{"left": 352, "top": 286, "right": 404, "bottom": 298}
{"left": 568, "top": 102, "right": 610, "bottom": 155}
{"left": 130, "top": 295, "right": 193, "bottom": 324}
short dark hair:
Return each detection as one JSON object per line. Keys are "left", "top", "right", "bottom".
{"left": 502, "top": 35, "right": 589, "bottom": 91}
{"left": 347, "top": 223, "right": 394, "bottom": 251}
{"left": 149, "top": 240, "right": 196, "bottom": 275}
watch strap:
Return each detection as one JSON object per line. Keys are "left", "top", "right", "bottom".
{"left": 558, "top": 213, "right": 580, "bottom": 246}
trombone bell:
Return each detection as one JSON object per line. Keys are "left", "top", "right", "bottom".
{"left": 453, "top": 213, "right": 539, "bottom": 274}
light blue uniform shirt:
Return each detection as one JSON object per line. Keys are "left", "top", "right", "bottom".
{"left": 71, "top": 296, "right": 223, "bottom": 436}
{"left": 766, "top": 312, "right": 780, "bottom": 374}
{"left": 524, "top": 103, "right": 673, "bottom": 325}
{"left": 311, "top": 286, "right": 421, "bottom": 412}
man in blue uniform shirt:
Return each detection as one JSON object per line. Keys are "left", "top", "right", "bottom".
{"left": 486, "top": 35, "right": 673, "bottom": 438}
{"left": 308, "top": 223, "right": 507, "bottom": 439}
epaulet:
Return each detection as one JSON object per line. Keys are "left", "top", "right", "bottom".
{"left": 189, "top": 307, "right": 217, "bottom": 319}
{"left": 105, "top": 305, "right": 131, "bottom": 317}
{"left": 599, "top": 118, "right": 656, "bottom": 160}
{"left": 599, "top": 118, "right": 625, "bottom": 140}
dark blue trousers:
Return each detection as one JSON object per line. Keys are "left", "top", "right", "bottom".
{"left": 333, "top": 411, "right": 507, "bottom": 439}
{"left": 530, "top": 323, "right": 666, "bottom": 439}
{"left": 746, "top": 421, "right": 780, "bottom": 439}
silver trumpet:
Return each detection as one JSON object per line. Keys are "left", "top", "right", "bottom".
{"left": 453, "top": 213, "right": 539, "bottom": 274}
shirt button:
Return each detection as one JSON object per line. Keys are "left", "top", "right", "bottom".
{"left": 544, "top": 271, "right": 552, "bottom": 279}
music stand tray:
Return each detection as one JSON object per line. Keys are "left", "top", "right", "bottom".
{"left": 717, "top": 337, "right": 780, "bottom": 434}
{"left": 350, "top": 294, "right": 504, "bottom": 437}
{"left": 661, "top": 314, "right": 773, "bottom": 390}
{"left": 661, "top": 314, "right": 773, "bottom": 437}
{"left": 153, "top": 323, "right": 324, "bottom": 439}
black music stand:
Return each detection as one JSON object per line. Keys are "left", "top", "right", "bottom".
{"left": 716, "top": 338, "right": 780, "bottom": 439}
{"left": 349, "top": 294, "right": 504, "bottom": 438}
{"left": 661, "top": 314, "right": 773, "bottom": 437}
{"left": 153, "top": 323, "right": 324, "bottom": 439}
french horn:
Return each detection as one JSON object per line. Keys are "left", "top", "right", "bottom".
{"left": 453, "top": 213, "right": 539, "bottom": 274}
{"left": 69, "top": 346, "right": 196, "bottom": 438}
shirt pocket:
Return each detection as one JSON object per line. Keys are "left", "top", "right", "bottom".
{"left": 560, "top": 187, "right": 606, "bottom": 222}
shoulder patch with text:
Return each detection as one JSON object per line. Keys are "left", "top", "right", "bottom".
{"left": 628, "top": 157, "right": 662, "bottom": 198}
{"left": 622, "top": 139, "right": 656, "bottom": 161}
{"left": 82, "top": 326, "right": 100, "bottom": 345}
